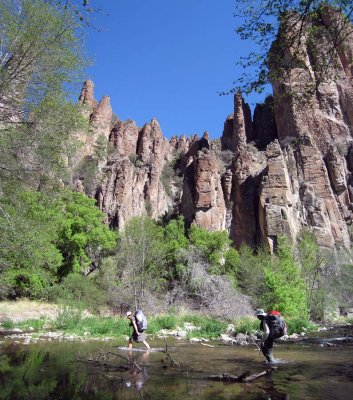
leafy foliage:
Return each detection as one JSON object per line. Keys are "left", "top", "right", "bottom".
{"left": 232, "top": 0, "right": 353, "bottom": 95}
{"left": 0, "top": 0, "right": 85, "bottom": 118}
{"left": 189, "top": 225, "right": 239, "bottom": 279}
{"left": 55, "top": 190, "right": 117, "bottom": 277}
{"left": 47, "top": 273, "right": 107, "bottom": 312}
{"left": 236, "top": 238, "right": 308, "bottom": 319}
{"left": 0, "top": 188, "right": 117, "bottom": 299}
{"left": 261, "top": 237, "right": 308, "bottom": 318}
{"left": 115, "top": 216, "right": 166, "bottom": 308}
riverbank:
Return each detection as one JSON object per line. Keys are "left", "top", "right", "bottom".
{"left": 1, "top": 300, "right": 351, "bottom": 346}
{"left": 0, "top": 300, "right": 58, "bottom": 322}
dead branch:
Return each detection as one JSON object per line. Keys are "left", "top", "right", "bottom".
{"left": 207, "top": 367, "right": 277, "bottom": 383}
{"left": 161, "top": 337, "right": 180, "bottom": 367}
{"left": 200, "top": 342, "right": 215, "bottom": 348}
{"left": 241, "top": 367, "right": 277, "bottom": 383}
{"left": 106, "top": 352, "right": 142, "bottom": 372}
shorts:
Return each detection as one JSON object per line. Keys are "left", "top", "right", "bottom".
{"left": 130, "top": 331, "right": 147, "bottom": 343}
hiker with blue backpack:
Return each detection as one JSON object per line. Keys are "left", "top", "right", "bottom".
{"left": 126, "top": 309, "right": 150, "bottom": 350}
{"left": 256, "top": 309, "right": 287, "bottom": 363}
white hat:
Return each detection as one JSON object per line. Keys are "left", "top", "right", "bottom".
{"left": 126, "top": 311, "right": 132, "bottom": 317}
{"left": 255, "top": 308, "right": 266, "bottom": 316}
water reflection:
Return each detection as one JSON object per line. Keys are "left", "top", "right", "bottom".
{"left": 0, "top": 331, "right": 352, "bottom": 400}
{"left": 125, "top": 350, "right": 149, "bottom": 391}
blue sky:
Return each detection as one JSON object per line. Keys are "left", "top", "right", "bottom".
{"left": 85, "top": 0, "right": 269, "bottom": 139}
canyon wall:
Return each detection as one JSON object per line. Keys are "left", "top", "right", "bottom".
{"left": 73, "top": 8, "right": 353, "bottom": 250}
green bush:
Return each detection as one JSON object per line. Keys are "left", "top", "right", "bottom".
{"left": 2, "top": 269, "right": 49, "bottom": 299}
{"left": 52, "top": 304, "right": 83, "bottom": 330}
{"left": 73, "top": 316, "right": 130, "bottom": 337}
{"left": 261, "top": 236, "right": 308, "bottom": 318}
{"left": 189, "top": 226, "right": 238, "bottom": 277}
{"left": 1, "top": 320, "right": 14, "bottom": 329}
{"left": 181, "top": 316, "right": 227, "bottom": 339}
{"left": 17, "top": 318, "right": 46, "bottom": 331}
{"left": 286, "top": 318, "right": 316, "bottom": 335}
{"left": 147, "top": 315, "right": 179, "bottom": 334}
{"left": 0, "top": 188, "right": 117, "bottom": 300}
{"left": 46, "top": 273, "right": 107, "bottom": 313}
{"left": 234, "top": 317, "right": 259, "bottom": 334}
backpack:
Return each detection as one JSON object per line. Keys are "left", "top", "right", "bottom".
{"left": 268, "top": 310, "right": 286, "bottom": 338}
{"left": 134, "top": 309, "right": 148, "bottom": 331}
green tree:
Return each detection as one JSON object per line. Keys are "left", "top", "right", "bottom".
{"left": 0, "top": 0, "right": 88, "bottom": 187}
{"left": 0, "top": 0, "right": 85, "bottom": 120}
{"left": 188, "top": 225, "right": 239, "bottom": 279}
{"left": 297, "top": 230, "right": 327, "bottom": 319}
{"left": 0, "top": 188, "right": 117, "bottom": 298}
{"left": 233, "top": 0, "right": 353, "bottom": 95}
{"left": 116, "top": 216, "right": 166, "bottom": 308}
{"left": 0, "top": 188, "right": 63, "bottom": 298}
{"left": 262, "top": 236, "right": 308, "bottom": 318}
{"left": 55, "top": 190, "right": 117, "bottom": 278}
{"left": 163, "top": 216, "right": 188, "bottom": 278}
{"left": 236, "top": 244, "right": 271, "bottom": 301}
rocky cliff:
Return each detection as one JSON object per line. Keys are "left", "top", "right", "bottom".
{"left": 73, "top": 8, "right": 353, "bottom": 251}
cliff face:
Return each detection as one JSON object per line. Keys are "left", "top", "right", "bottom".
{"left": 74, "top": 9, "right": 353, "bottom": 250}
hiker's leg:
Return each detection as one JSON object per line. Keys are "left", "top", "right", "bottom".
{"left": 262, "top": 337, "right": 274, "bottom": 363}
{"left": 142, "top": 340, "right": 150, "bottom": 349}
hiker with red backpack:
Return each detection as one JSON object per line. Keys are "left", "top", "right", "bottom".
{"left": 126, "top": 309, "right": 150, "bottom": 350}
{"left": 256, "top": 309, "right": 287, "bottom": 363}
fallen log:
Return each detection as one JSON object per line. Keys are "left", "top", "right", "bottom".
{"left": 207, "top": 367, "right": 277, "bottom": 383}
{"left": 241, "top": 367, "right": 277, "bottom": 382}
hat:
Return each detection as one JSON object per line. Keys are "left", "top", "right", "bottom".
{"left": 126, "top": 311, "right": 132, "bottom": 317}
{"left": 255, "top": 308, "right": 266, "bottom": 316}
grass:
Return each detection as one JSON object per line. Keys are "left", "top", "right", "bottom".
{"left": 184, "top": 318, "right": 228, "bottom": 340}
{"left": 72, "top": 316, "right": 130, "bottom": 337}
{"left": 147, "top": 314, "right": 227, "bottom": 339}
{"left": 0, "top": 300, "right": 57, "bottom": 322}
{"left": 17, "top": 318, "right": 46, "bottom": 331}
{"left": 286, "top": 318, "right": 317, "bottom": 335}
{"left": 1, "top": 320, "right": 15, "bottom": 329}
{"left": 147, "top": 315, "right": 179, "bottom": 334}
{"left": 233, "top": 317, "right": 259, "bottom": 334}
{"left": 1, "top": 300, "right": 328, "bottom": 339}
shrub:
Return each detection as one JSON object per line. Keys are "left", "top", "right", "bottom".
{"left": 73, "top": 316, "right": 129, "bottom": 336}
{"left": 2, "top": 269, "right": 49, "bottom": 299}
{"left": 161, "top": 161, "right": 175, "bottom": 197}
{"left": 46, "top": 273, "right": 107, "bottom": 313}
{"left": 286, "top": 318, "right": 316, "bottom": 335}
{"left": 234, "top": 317, "right": 259, "bottom": 334}
{"left": 52, "top": 304, "right": 84, "bottom": 330}
{"left": 147, "top": 315, "right": 179, "bottom": 334}
{"left": 1, "top": 320, "right": 14, "bottom": 329}
{"left": 184, "top": 317, "right": 227, "bottom": 339}
{"left": 17, "top": 318, "right": 46, "bottom": 331}
{"left": 261, "top": 237, "right": 308, "bottom": 318}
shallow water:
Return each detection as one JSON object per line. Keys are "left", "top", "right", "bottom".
{"left": 0, "top": 326, "right": 352, "bottom": 400}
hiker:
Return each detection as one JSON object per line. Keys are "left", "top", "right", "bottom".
{"left": 126, "top": 310, "right": 150, "bottom": 350}
{"left": 256, "top": 309, "right": 287, "bottom": 363}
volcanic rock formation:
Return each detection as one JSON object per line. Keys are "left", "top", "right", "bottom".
{"left": 73, "top": 7, "right": 353, "bottom": 250}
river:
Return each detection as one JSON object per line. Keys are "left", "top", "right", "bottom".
{"left": 0, "top": 325, "right": 352, "bottom": 399}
